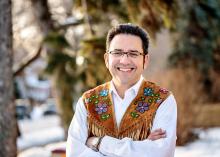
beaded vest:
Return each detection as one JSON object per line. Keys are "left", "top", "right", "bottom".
{"left": 82, "top": 80, "right": 170, "bottom": 141}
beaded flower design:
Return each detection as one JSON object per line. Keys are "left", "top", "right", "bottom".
{"left": 130, "top": 86, "right": 168, "bottom": 119}
{"left": 99, "top": 89, "right": 108, "bottom": 97}
{"left": 136, "top": 101, "right": 149, "bottom": 113}
{"left": 144, "top": 88, "right": 154, "bottom": 96}
{"left": 95, "top": 103, "right": 108, "bottom": 114}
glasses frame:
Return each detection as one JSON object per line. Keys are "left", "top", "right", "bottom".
{"left": 107, "top": 50, "right": 145, "bottom": 58}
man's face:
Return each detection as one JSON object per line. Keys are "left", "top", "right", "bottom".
{"left": 104, "top": 34, "right": 149, "bottom": 87}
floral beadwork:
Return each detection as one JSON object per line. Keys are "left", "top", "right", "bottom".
{"left": 95, "top": 103, "right": 108, "bottom": 114}
{"left": 130, "top": 112, "right": 139, "bottom": 118}
{"left": 100, "top": 89, "right": 108, "bottom": 97}
{"left": 144, "top": 88, "right": 154, "bottom": 96}
{"left": 159, "top": 88, "right": 169, "bottom": 94}
{"left": 91, "top": 95, "right": 98, "bottom": 99}
{"left": 136, "top": 101, "right": 149, "bottom": 113}
{"left": 101, "top": 114, "right": 110, "bottom": 120}
{"left": 154, "top": 93, "right": 160, "bottom": 97}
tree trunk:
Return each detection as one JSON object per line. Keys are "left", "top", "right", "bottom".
{"left": 0, "top": 0, "right": 17, "bottom": 156}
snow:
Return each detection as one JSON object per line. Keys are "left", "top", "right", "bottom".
{"left": 18, "top": 147, "right": 51, "bottom": 157}
{"left": 17, "top": 115, "right": 65, "bottom": 151}
{"left": 17, "top": 115, "right": 220, "bottom": 157}
{"left": 175, "top": 128, "right": 220, "bottom": 157}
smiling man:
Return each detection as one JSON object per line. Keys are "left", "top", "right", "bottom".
{"left": 66, "top": 24, "right": 177, "bottom": 157}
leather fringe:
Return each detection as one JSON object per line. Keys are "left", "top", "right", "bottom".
{"left": 88, "top": 118, "right": 113, "bottom": 137}
{"left": 119, "top": 119, "right": 152, "bottom": 140}
{"left": 88, "top": 117, "right": 152, "bottom": 141}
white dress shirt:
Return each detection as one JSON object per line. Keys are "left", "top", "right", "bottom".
{"left": 66, "top": 77, "right": 177, "bottom": 157}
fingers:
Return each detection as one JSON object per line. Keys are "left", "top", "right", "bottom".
{"left": 148, "top": 133, "right": 166, "bottom": 141}
{"left": 86, "top": 136, "right": 96, "bottom": 147}
{"left": 151, "top": 128, "right": 166, "bottom": 135}
{"left": 148, "top": 128, "right": 167, "bottom": 141}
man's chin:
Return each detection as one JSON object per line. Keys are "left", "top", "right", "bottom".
{"left": 118, "top": 78, "right": 137, "bottom": 86}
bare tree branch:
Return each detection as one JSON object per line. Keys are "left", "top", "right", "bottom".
{"left": 81, "top": 0, "right": 95, "bottom": 35}
{"left": 56, "top": 18, "right": 84, "bottom": 30}
{"left": 13, "top": 44, "right": 42, "bottom": 76}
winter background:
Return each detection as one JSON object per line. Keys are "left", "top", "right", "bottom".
{"left": 17, "top": 106, "right": 220, "bottom": 157}
{"left": 9, "top": 0, "right": 220, "bottom": 156}
{"left": 15, "top": 26, "right": 220, "bottom": 157}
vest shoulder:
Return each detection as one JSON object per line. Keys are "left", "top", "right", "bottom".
{"left": 143, "top": 80, "right": 171, "bottom": 95}
{"left": 82, "top": 82, "right": 110, "bottom": 98}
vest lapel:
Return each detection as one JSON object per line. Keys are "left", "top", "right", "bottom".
{"left": 83, "top": 82, "right": 117, "bottom": 136}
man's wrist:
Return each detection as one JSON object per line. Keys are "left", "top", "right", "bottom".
{"left": 91, "top": 136, "right": 104, "bottom": 152}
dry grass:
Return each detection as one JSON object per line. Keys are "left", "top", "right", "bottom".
{"left": 210, "top": 69, "right": 220, "bottom": 102}
{"left": 193, "top": 103, "right": 220, "bottom": 127}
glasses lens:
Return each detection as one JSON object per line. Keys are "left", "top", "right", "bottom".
{"left": 128, "top": 52, "right": 139, "bottom": 58}
{"left": 110, "top": 50, "right": 122, "bottom": 57}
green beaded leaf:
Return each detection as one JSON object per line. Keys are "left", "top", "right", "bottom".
{"left": 148, "top": 98, "right": 153, "bottom": 103}
{"left": 94, "top": 100, "right": 99, "bottom": 104}
{"left": 154, "top": 97, "right": 161, "bottom": 103}
{"left": 154, "top": 93, "right": 160, "bottom": 97}
{"left": 130, "top": 112, "right": 139, "bottom": 118}
{"left": 101, "top": 114, "right": 110, "bottom": 120}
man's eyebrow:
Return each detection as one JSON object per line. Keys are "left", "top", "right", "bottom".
{"left": 113, "top": 49, "right": 139, "bottom": 52}
{"left": 114, "top": 49, "right": 123, "bottom": 51}
{"left": 128, "top": 50, "right": 139, "bottom": 52}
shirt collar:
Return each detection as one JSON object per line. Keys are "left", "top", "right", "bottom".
{"left": 109, "top": 76, "right": 144, "bottom": 97}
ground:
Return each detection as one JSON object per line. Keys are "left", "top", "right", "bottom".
{"left": 17, "top": 114, "right": 220, "bottom": 157}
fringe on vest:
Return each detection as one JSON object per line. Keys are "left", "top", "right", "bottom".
{"left": 88, "top": 116, "right": 153, "bottom": 141}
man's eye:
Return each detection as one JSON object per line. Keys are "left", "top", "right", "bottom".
{"left": 113, "top": 52, "right": 123, "bottom": 56}
{"left": 129, "top": 53, "right": 139, "bottom": 57}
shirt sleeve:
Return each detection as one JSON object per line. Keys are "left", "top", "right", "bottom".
{"left": 66, "top": 97, "right": 108, "bottom": 157}
{"left": 99, "top": 94, "right": 177, "bottom": 157}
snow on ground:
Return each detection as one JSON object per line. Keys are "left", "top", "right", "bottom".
{"left": 17, "top": 115, "right": 220, "bottom": 157}
{"left": 175, "top": 128, "right": 220, "bottom": 157}
{"left": 17, "top": 115, "right": 65, "bottom": 151}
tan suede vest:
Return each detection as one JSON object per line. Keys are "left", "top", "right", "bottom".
{"left": 82, "top": 80, "right": 170, "bottom": 141}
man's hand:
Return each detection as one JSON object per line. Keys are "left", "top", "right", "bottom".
{"left": 86, "top": 136, "right": 96, "bottom": 148}
{"left": 147, "top": 128, "right": 166, "bottom": 141}
{"left": 86, "top": 128, "right": 166, "bottom": 148}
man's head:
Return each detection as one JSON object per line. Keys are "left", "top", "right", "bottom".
{"left": 104, "top": 23, "right": 150, "bottom": 88}
{"left": 106, "top": 23, "right": 149, "bottom": 55}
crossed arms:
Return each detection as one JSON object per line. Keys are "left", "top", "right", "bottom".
{"left": 66, "top": 95, "right": 177, "bottom": 157}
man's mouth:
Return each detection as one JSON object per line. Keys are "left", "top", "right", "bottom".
{"left": 116, "top": 67, "right": 135, "bottom": 72}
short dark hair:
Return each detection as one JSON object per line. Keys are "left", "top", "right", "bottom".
{"left": 106, "top": 23, "right": 149, "bottom": 54}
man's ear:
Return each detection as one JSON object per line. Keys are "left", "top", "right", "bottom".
{"left": 144, "top": 54, "right": 149, "bottom": 69}
{"left": 104, "top": 53, "right": 109, "bottom": 69}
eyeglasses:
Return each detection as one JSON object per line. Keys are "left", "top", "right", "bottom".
{"left": 107, "top": 50, "right": 145, "bottom": 58}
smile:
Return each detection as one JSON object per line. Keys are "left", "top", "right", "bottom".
{"left": 117, "top": 67, "right": 135, "bottom": 72}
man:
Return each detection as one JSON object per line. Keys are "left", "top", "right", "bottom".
{"left": 66, "top": 23, "right": 177, "bottom": 157}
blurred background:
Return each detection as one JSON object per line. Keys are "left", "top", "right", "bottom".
{"left": 0, "top": 0, "right": 220, "bottom": 157}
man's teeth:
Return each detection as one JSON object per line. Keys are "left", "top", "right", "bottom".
{"left": 118, "top": 68, "right": 134, "bottom": 72}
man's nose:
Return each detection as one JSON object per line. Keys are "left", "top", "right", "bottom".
{"left": 119, "top": 53, "right": 130, "bottom": 63}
